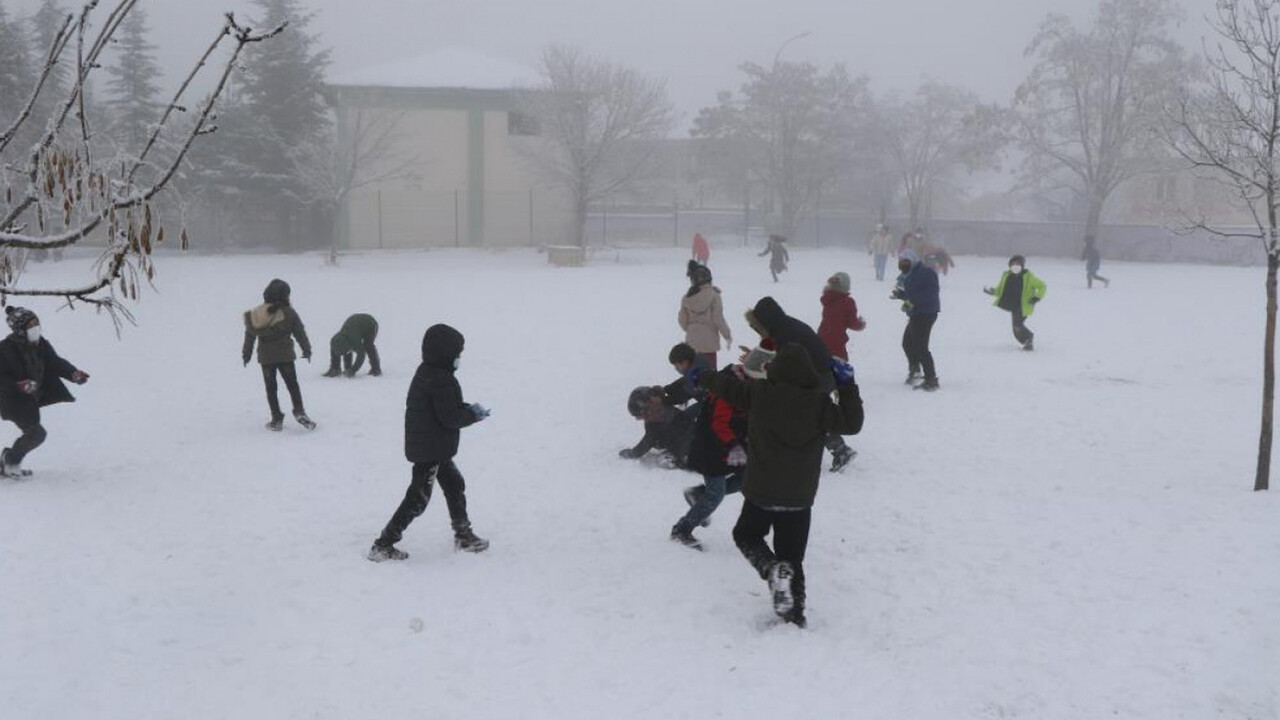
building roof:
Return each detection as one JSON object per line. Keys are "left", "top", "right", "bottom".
{"left": 329, "top": 47, "right": 539, "bottom": 90}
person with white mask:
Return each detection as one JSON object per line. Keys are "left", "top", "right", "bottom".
{"left": 984, "top": 255, "right": 1048, "bottom": 351}
{"left": 0, "top": 306, "right": 89, "bottom": 476}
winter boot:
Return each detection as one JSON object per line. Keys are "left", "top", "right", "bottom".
{"left": 781, "top": 607, "right": 807, "bottom": 628}
{"left": 265, "top": 416, "right": 284, "bottom": 432}
{"left": 0, "top": 448, "right": 30, "bottom": 477}
{"left": 904, "top": 370, "right": 923, "bottom": 385}
{"left": 829, "top": 445, "right": 856, "bottom": 473}
{"left": 322, "top": 368, "right": 341, "bottom": 378}
{"left": 454, "top": 527, "right": 490, "bottom": 553}
{"left": 1022, "top": 338, "right": 1035, "bottom": 352}
{"left": 682, "top": 486, "right": 711, "bottom": 527}
{"left": 915, "top": 378, "right": 940, "bottom": 392}
{"left": 768, "top": 561, "right": 795, "bottom": 616}
{"left": 670, "top": 525, "right": 704, "bottom": 551}
{"left": 293, "top": 409, "right": 317, "bottom": 430}
{"left": 367, "top": 543, "right": 409, "bottom": 562}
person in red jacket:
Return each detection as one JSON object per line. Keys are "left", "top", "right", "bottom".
{"left": 692, "top": 232, "right": 710, "bottom": 265}
{"left": 817, "top": 272, "right": 866, "bottom": 360}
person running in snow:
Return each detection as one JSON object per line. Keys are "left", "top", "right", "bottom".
{"left": 692, "top": 232, "right": 710, "bottom": 265}
{"left": 368, "top": 323, "right": 490, "bottom": 561}
{"left": 984, "top": 254, "right": 1047, "bottom": 351}
{"left": 892, "top": 249, "right": 941, "bottom": 391}
{"left": 817, "top": 272, "right": 866, "bottom": 361}
{"left": 0, "top": 307, "right": 89, "bottom": 477}
{"left": 692, "top": 344, "right": 864, "bottom": 628}
{"left": 666, "top": 342, "right": 712, "bottom": 407}
{"left": 242, "top": 279, "right": 315, "bottom": 431}
{"left": 867, "top": 223, "right": 895, "bottom": 282}
{"left": 1082, "top": 236, "right": 1110, "bottom": 289}
{"left": 759, "top": 234, "right": 790, "bottom": 282}
{"left": 743, "top": 297, "right": 856, "bottom": 472}
{"left": 679, "top": 260, "right": 732, "bottom": 368}
{"left": 323, "top": 313, "right": 382, "bottom": 378}
{"left": 670, "top": 364, "right": 750, "bottom": 551}
{"left": 619, "top": 385, "right": 696, "bottom": 470}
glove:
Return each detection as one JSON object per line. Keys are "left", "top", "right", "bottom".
{"left": 726, "top": 445, "right": 748, "bottom": 466}
{"left": 242, "top": 355, "right": 250, "bottom": 367}
{"left": 469, "top": 403, "right": 491, "bottom": 420}
{"left": 70, "top": 370, "right": 89, "bottom": 385}
{"left": 619, "top": 448, "right": 639, "bottom": 459}
{"left": 890, "top": 289, "right": 904, "bottom": 300}
{"left": 16, "top": 379, "right": 38, "bottom": 395}
{"left": 302, "top": 354, "right": 312, "bottom": 363}
{"left": 829, "top": 357, "right": 856, "bottom": 387}
{"left": 983, "top": 287, "right": 995, "bottom": 295}
{"left": 1030, "top": 296, "right": 1040, "bottom": 305}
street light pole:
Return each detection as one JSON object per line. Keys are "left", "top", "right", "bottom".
{"left": 773, "top": 31, "right": 812, "bottom": 68}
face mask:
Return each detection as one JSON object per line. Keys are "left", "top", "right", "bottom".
{"left": 25, "top": 325, "right": 41, "bottom": 344}
{"left": 1010, "top": 265, "right": 1023, "bottom": 275}
{"left": 451, "top": 357, "right": 460, "bottom": 370}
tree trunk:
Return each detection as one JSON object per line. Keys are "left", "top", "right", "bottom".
{"left": 1256, "top": 250, "right": 1277, "bottom": 491}
{"left": 1084, "top": 191, "right": 1104, "bottom": 244}
{"left": 573, "top": 196, "right": 588, "bottom": 248}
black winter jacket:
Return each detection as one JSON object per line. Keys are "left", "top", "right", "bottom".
{"left": 628, "top": 405, "right": 697, "bottom": 467}
{"left": 701, "top": 344, "right": 863, "bottom": 509}
{"left": 686, "top": 367, "right": 749, "bottom": 477}
{"left": 0, "top": 334, "right": 80, "bottom": 425}
{"left": 748, "top": 296, "right": 837, "bottom": 393}
{"left": 404, "top": 324, "right": 478, "bottom": 463}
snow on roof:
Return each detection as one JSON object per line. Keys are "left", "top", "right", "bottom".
{"left": 329, "top": 47, "right": 540, "bottom": 90}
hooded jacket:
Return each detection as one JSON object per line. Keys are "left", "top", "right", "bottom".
{"left": 679, "top": 284, "right": 731, "bottom": 354}
{"left": 700, "top": 344, "right": 863, "bottom": 508}
{"left": 0, "top": 334, "right": 80, "bottom": 425}
{"left": 990, "top": 269, "right": 1047, "bottom": 317}
{"left": 899, "top": 258, "right": 941, "bottom": 316}
{"left": 405, "top": 324, "right": 478, "bottom": 463}
{"left": 685, "top": 366, "right": 749, "bottom": 477}
{"left": 817, "top": 289, "right": 865, "bottom": 360}
{"left": 745, "top": 296, "right": 836, "bottom": 393}
{"left": 242, "top": 282, "right": 311, "bottom": 366}
{"left": 330, "top": 313, "right": 378, "bottom": 366}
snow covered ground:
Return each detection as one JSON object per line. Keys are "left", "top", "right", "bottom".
{"left": 1, "top": 245, "right": 1276, "bottom": 720}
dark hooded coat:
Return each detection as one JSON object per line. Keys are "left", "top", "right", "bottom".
{"left": 746, "top": 296, "right": 837, "bottom": 393}
{"left": 700, "top": 344, "right": 863, "bottom": 508}
{"left": 0, "top": 334, "right": 80, "bottom": 425}
{"left": 242, "top": 280, "right": 311, "bottom": 365}
{"left": 685, "top": 366, "right": 750, "bottom": 477}
{"left": 405, "top": 324, "right": 478, "bottom": 463}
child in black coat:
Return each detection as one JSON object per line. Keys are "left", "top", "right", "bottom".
{"left": 0, "top": 307, "right": 89, "bottom": 476}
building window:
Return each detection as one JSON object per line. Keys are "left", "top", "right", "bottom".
{"left": 508, "top": 111, "right": 540, "bottom": 137}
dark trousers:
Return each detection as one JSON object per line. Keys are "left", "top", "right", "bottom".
{"left": 328, "top": 340, "right": 382, "bottom": 375}
{"left": 902, "top": 313, "right": 938, "bottom": 381}
{"left": 6, "top": 419, "right": 47, "bottom": 464}
{"left": 1086, "top": 264, "right": 1109, "bottom": 288}
{"left": 376, "top": 461, "right": 471, "bottom": 547}
{"left": 262, "top": 362, "right": 304, "bottom": 420}
{"left": 733, "top": 499, "right": 812, "bottom": 614}
{"left": 1011, "top": 310, "right": 1034, "bottom": 346}
{"left": 676, "top": 470, "right": 744, "bottom": 533}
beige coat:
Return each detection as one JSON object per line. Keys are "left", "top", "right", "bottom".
{"left": 868, "top": 231, "right": 896, "bottom": 255}
{"left": 679, "top": 285, "right": 732, "bottom": 353}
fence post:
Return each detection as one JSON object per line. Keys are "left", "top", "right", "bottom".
{"left": 743, "top": 186, "right": 750, "bottom": 248}
{"left": 602, "top": 204, "right": 608, "bottom": 246}
{"left": 529, "top": 188, "right": 535, "bottom": 246}
{"left": 377, "top": 189, "right": 384, "bottom": 249}
{"left": 454, "top": 189, "right": 460, "bottom": 248}
{"left": 815, "top": 198, "right": 821, "bottom": 248}
{"left": 673, "top": 193, "right": 679, "bottom": 247}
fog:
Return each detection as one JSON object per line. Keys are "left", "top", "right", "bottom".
{"left": 7, "top": 0, "right": 1228, "bottom": 120}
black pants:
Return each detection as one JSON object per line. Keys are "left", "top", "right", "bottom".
{"left": 376, "top": 461, "right": 471, "bottom": 547}
{"left": 328, "top": 339, "right": 382, "bottom": 375}
{"left": 1011, "top": 310, "right": 1034, "bottom": 346}
{"left": 902, "top": 313, "right": 938, "bottom": 381}
{"left": 733, "top": 499, "right": 812, "bottom": 614}
{"left": 262, "top": 362, "right": 305, "bottom": 420}
{"left": 6, "top": 419, "right": 47, "bottom": 464}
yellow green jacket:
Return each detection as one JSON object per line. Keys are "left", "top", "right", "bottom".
{"left": 991, "top": 270, "right": 1047, "bottom": 317}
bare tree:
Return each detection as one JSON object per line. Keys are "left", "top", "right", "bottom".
{"left": 1164, "top": 0, "right": 1280, "bottom": 491}
{"left": 517, "top": 45, "right": 674, "bottom": 248}
{"left": 0, "top": 0, "right": 281, "bottom": 326}
{"left": 1015, "top": 0, "right": 1187, "bottom": 243}
{"left": 289, "top": 107, "right": 420, "bottom": 261}
{"left": 878, "top": 81, "right": 1007, "bottom": 229}
{"left": 694, "top": 59, "right": 867, "bottom": 239}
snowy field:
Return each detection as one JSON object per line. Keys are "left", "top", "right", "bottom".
{"left": 1, "top": 244, "right": 1277, "bottom": 720}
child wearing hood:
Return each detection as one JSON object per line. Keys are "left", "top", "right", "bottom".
{"left": 984, "top": 254, "right": 1047, "bottom": 351}
{"left": 368, "top": 323, "right": 490, "bottom": 561}
{"left": 891, "top": 250, "right": 941, "bottom": 390}
{"left": 817, "top": 272, "right": 866, "bottom": 361}
{"left": 693, "top": 343, "right": 863, "bottom": 627}
{"left": 242, "top": 279, "right": 315, "bottom": 430}
{"left": 679, "top": 261, "right": 732, "bottom": 368}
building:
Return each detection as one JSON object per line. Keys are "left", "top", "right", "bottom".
{"left": 328, "top": 48, "right": 573, "bottom": 249}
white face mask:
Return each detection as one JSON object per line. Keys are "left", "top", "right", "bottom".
{"left": 451, "top": 357, "right": 460, "bottom": 371}
{"left": 1010, "top": 265, "right": 1024, "bottom": 275}
{"left": 25, "top": 325, "right": 41, "bottom": 344}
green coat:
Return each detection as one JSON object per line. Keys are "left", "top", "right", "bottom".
{"left": 991, "top": 270, "right": 1047, "bottom": 317}
{"left": 331, "top": 313, "right": 378, "bottom": 356}
{"left": 700, "top": 344, "right": 863, "bottom": 509}
{"left": 243, "top": 304, "right": 312, "bottom": 365}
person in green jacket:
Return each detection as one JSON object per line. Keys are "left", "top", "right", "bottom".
{"left": 243, "top": 279, "right": 315, "bottom": 431}
{"left": 323, "top": 313, "right": 381, "bottom": 378}
{"left": 984, "top": 254, "right": 1047, "bottom": 351}
{"left": 695, "top": 343, "right": 863, "bottom": 628}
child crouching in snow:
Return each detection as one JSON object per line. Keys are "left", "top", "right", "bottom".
{"left": 368, "top": 323, "right": 489, "bottom": 562}
{"left": 694, "top": 344, "right": 863, "bottom": 628}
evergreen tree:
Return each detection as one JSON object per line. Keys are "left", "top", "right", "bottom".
{"left": 28, "top": 0, "right": 70, "bottom": 124}
{"left": 0, "top": 1, "right": 34, "bottom": 130}
{"left": 231, "top": 0, "right": 332, "bottom": 247}
{"left": 104, "top": 8, "right": 161, "bottom": 151}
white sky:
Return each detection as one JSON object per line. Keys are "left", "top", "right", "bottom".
{"left": 10, "top": 0, "right": 1225, "bottom": 128}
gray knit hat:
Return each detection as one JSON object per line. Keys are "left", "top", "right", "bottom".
{"left": 826, "top": 272, "right": 851, "bottom": 294}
